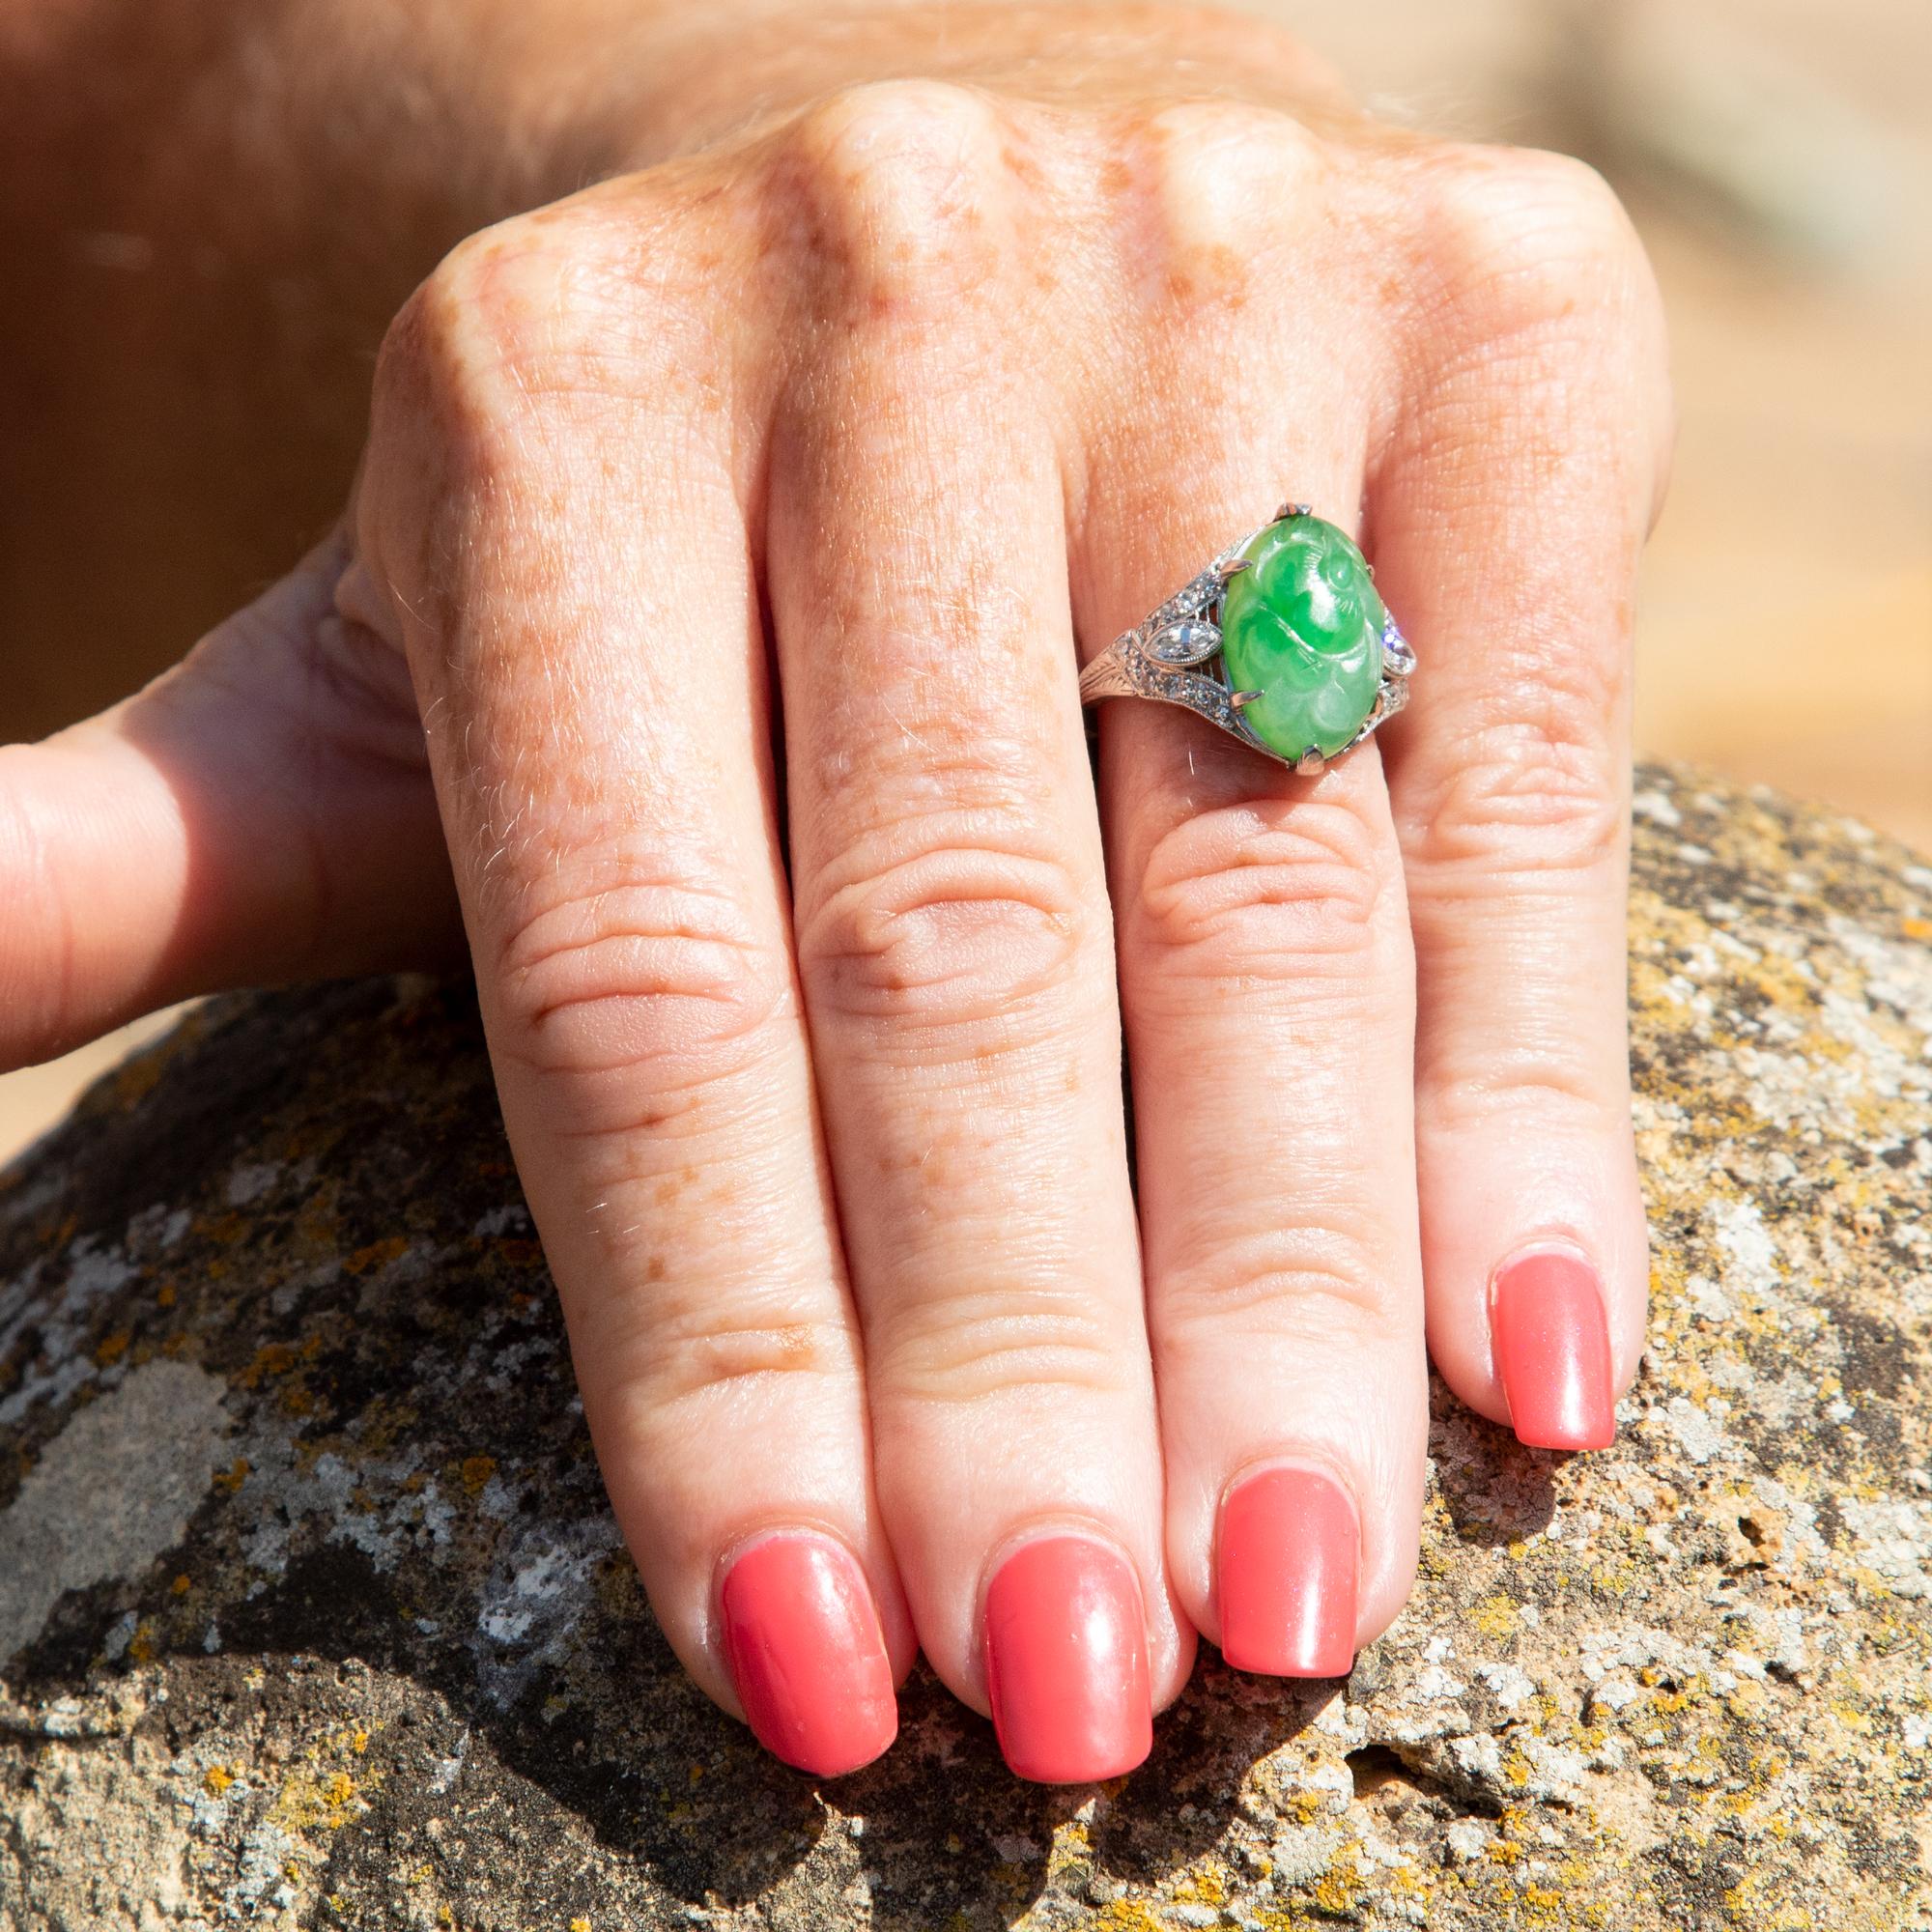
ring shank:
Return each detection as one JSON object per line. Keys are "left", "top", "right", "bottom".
{"left": 1078, "top": 644, "right": 1141, "bottom": 704}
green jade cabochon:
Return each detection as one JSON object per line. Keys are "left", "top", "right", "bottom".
{"left": 1217, "top": 514, "right": 1385, "bottom": 760}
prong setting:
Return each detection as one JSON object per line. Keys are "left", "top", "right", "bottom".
{"left": 1078, "top": 498, "right": 1416, "bottom": 774}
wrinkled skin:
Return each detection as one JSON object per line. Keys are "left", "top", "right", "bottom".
{"left": 0, "top": 1, "right": 1670, "bottom": 1777}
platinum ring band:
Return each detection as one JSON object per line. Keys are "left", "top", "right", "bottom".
{"left": 1078, "top": 501, "right": 1415, "bottom": 777}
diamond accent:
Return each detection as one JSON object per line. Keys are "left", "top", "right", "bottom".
{"left": 1381, "top": 613, "right": 1416, "bottom": 677}
{"left": 1078, "top": 508, "right": 1415, "bottom": 772}
{"left": 1148, "top": 571, "right": 1221, "bottom": 632}
{"left": 1146, "top": 618, "right": 1222, "bottom": 666}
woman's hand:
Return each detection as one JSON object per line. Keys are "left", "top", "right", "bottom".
{"left": 0, "top": 2, "right": 1668, "bottom": 1780}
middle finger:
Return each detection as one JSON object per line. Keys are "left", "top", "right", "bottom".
{"left": 763, "top": 84, "right": 1188, "bottom": 1785}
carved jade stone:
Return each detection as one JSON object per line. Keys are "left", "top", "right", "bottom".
{"left": 1218, "top": 513, "right": 1385, "bottom": 760}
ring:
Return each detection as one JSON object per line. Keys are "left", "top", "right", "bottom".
{"left": 1078, "top": 503, "right": 1415, "bottom": 776}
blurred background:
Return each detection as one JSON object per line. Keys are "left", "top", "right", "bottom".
{"left": 2, "top": 0, "right": 1928, "bottom": 1161}
{"left": 1275, "top": 0, "right": 1931, "bottom": 842}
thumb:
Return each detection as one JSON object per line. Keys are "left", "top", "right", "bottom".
{"left": 0, "top": 530, "right": 457, "bottom": 1071}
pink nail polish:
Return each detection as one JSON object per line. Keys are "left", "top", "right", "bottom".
{"left": 1491, "top": 1251, "right": 1616, "bottom": 1450}
{"left": 982, "top": 1534, "right": 1152, "bottom": 1784}
{"left": 720, "top": 1534, "right": 897, "bottom": 1776}
{"left": 1216, "top": 1464, "right": 1359, "bottom": 1677}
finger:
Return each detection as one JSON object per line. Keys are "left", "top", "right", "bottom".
{"left": 765, "top": 83, "right": 1183, "bottom": 1783}
{"left": 1372, "top": 150, "right": 1672, "bottom": 1447}
{"left": 0, "top": 533, "right": 454, "bottom": 1070}
{"left": 1074, "top": 103, "right": 1427, "bottom": 1674}
{"left": 358, "top": 210, "right": 910, "bottom": 1776}
{"left": 1109, "top": 718, "right": 1424, "bottom": 1673}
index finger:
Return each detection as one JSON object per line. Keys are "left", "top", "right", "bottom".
{"left": 358, "top": 205, "right": 912, "bottom": 1774}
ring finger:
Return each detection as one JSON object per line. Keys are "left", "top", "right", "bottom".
{"left": 1076, "top": 107, "right": 1428, "bottom": 1673}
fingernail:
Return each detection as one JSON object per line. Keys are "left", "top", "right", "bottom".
{"left": 720, "top": 1534, "right": 897, "bottom": 1776}
{"left": 982, "top": 1534, "right": 1152, "bottom": 1783}
{"left": 1491, "top": 1250, "right": 1616, "bottom": 1450}
{"left": 1216, "top": 1464, "right": 1359, "bottom": 1677}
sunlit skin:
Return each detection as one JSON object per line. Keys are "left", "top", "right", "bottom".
{"left": 0, "top": 0, "right": 1670, "bottom": 1778}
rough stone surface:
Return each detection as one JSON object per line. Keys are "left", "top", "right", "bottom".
{"left": 1, "top": 761, "right": 1928, "bottom": 1931}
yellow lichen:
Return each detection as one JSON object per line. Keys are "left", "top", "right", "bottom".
{"left": 1467, "top": 1593, "right": 1519, "bottom": 1640}
{"left": 1170, "top": 1862, "right": 1232, "bottom": 1909}
{"left": 1725, "top": 1680, "right": 1767, "bottom": 1719}
{"left": 1311, "top": 1847, "right": 1367, "bottom": 1917}
{"left": 1045, "top": 1818, "right": 1091, "bottom": 1880}
{"left": 239, "top": 1342, "right": 298, "bottom": 1386}
{"left": 345, "top": 1237, "right": 409, "bottom": 1276}
{"left": 273, "top": 1757, "right": 369, "bottom": 1833}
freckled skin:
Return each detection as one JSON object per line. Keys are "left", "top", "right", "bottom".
{"left": 0, "top": 0, "right": 1669, "bottom": 1788}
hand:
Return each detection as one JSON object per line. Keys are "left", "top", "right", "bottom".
{"left": 0, "top": 2, "right": 1668, "bottom": 1780}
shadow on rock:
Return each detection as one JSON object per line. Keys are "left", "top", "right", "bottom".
{"left": 1429, "top": 1377, "right": 1559, "bottom": 1549}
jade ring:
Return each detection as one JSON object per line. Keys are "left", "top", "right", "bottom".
{"left": 1077, "top": 503, "right": 1414, "bottom": 776}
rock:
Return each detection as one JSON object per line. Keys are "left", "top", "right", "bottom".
{"left": 0, "top": 760, "right": 1928, "bottom": 1930}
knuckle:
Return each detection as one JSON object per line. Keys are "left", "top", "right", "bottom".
{"left": 781, "top": 78, "right": 1011, "bottom": 311}
{"left": 1416, "top": 144, "right": 1655, "bottom": 355}
{"left": 1423, "top": 1057, "right": 1628, "bottom": 1144}
{"left": 1407, "top": 722, "right": 1627, "bottom": 878}
{"left": 370, "top": 199, "right": 694, "bottom": 467}
{"left": 875, "top": 1282, "right": 1131, "bottom": 1407}
{"left": 627, "top": 1307, "right": 854, "bottom": 1412}
{"left": 493, "top": 851, "right": 792, "bottom": 1104}
{"left": 796, "top": 828, "right": 1094, "bottom": 1034}
{"left": 1157, "top": 1223, "right": 1407, "bottom": 1350}
{"left": 378, "top": 214, "right": 588, "bottom": 408}
{"left": 1134, "top": 792, "right": 1399, "bottom": 979}
{"left": 1135, "top": 100, "right": 1330, "bottom": 304}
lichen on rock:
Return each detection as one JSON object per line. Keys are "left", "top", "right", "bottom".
{"left": 0, "top": 762, "right": 1928, "bottom": 1929}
